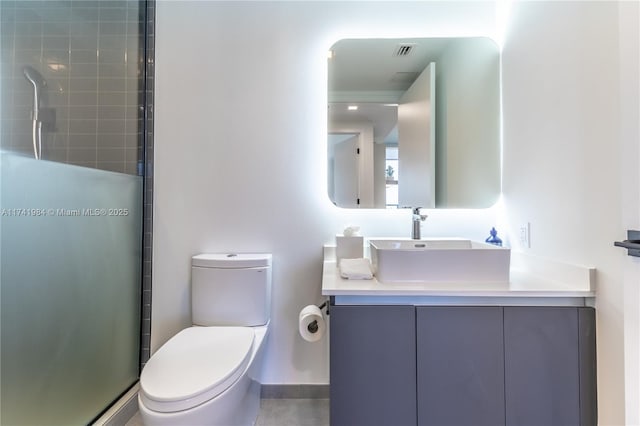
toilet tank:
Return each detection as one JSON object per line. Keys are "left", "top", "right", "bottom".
{"left": 191, "top": 253, "right": 272, "bottom": 327}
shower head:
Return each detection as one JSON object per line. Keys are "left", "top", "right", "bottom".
{"left": 22, "top": 65, "right": 46, "bottom": 90}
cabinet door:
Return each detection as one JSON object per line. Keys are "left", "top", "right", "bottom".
{"left": 416, "top": 306, "right": 505, "bottom": 426}
{"left": 330, "top": 305, "right": 416, "bottom": 426}
{"left": 578, "top": 308, "right": 597, "bottom": 426}
{"left": 504, "top": 307, "right": 580, "bottom": 426}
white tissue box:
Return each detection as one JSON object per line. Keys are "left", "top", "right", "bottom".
{"left": 336, "top": 235, "right": 363, "bottom": 262}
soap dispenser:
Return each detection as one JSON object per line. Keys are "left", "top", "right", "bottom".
{"left": 485, "top": 227, "right": 503, "bottom": 246}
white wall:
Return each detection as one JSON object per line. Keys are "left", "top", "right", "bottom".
{"left": 502, "top": 2, "right": 639, "bottom": 424}
{"left": 374, "top": 142, "right": 386, "bottom": 208}
{"left": 154, "top": 1, "right": 638, "bottom": 424}
{"left": 154, "top": 0, "right": 500, "bottom": 386}
{"left": 618, "top": 2, "right": 640, "bottom": 424}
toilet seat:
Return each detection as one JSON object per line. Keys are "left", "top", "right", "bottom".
{"left": 140, "top": 326, "right": 255, "bottom": 413}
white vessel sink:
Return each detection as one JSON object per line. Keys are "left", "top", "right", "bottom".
{"left": 369, "top": 238, "right": 510, "bottom": 284}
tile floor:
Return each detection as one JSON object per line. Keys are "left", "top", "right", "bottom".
{"left": 124, "top": 411, "right": 143, "bottom": 426}
{"left": 124, "top": 398, "right": 330, "bottom": 426}
{"left": 256, "top": 399, "right": 330, "bottom": 426}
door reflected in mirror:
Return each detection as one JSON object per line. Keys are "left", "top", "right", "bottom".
{"left": 327, "top": 37, "right": 501, "bottom": 209}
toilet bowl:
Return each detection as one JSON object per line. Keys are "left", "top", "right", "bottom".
{"left": 138, "top": 253, "right": 272, "bottom": 426}
{"left": 138, "top": 325, "right": 268, "bottom": 426}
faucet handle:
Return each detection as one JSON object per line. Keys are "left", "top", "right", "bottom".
{"left": 412, "top": 207, "right": 428, "bottom": 221}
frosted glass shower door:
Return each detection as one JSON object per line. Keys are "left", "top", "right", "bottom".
{"left": 0, "top": 153, "right": 142, "bottom": 425}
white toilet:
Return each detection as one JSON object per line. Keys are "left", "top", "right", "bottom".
{"left": 138, "top": 253, "right": 272, "bottom": 426}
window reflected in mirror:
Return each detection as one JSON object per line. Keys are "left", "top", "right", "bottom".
{"left": 385, "top": 146, "right": 398, "bottom": 209}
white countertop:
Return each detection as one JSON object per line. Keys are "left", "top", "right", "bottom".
{"left": 322, "top": 245, "right": 595, "bottom": 305}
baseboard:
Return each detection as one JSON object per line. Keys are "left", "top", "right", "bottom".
{"left": 91, "top": 382, "right": 327, "bottom": 424}
{"left": 260, "top": 384, "right": 329, "bottom": 399}
{"left": 92, "top": 382, "right": 139, "bottom": 426}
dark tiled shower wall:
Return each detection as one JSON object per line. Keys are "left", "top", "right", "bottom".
{"left": 0, "top": 0, "right": 144, "bottom": 175}
{"left": 140, "top": 0, "right": 154, "bottom": 368}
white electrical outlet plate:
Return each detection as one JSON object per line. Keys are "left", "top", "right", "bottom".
{"left": 519, "top": 223, "right": 531, "bottom": 248}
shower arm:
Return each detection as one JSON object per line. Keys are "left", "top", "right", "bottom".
{"left": 22, "top": 66, "right": 46, "bottom": 159}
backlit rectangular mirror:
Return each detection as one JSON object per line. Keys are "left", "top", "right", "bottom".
{"left": 327, "top": 37, "right": 501, "bottom": 209}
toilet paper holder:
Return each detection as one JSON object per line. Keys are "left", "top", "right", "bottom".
{"left": 307, "top": 301, "right": 329, "bottom": 334}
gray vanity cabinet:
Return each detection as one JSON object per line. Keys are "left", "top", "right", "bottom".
{"left": 329, "top": 305, "right": 417, "bottom": 426}
{"left": 416, "top": 306, "right": 505, "bottom": 426}
{"left": 329, "top": 304, "right": 596, "bottom": 426}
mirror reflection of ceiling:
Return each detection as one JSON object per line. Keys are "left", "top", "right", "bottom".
{"left": 328, "top": 38, "right": 454, "bottom": 146}
{"left": 329, "top": 103, "right": 398, "bottom": 144}
{"left": 328, "top": 38, "right": 450, "bottom": 98}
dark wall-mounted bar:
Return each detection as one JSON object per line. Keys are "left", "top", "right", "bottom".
{"left": 614, "top": 230, "right": 640, "bottom": 257}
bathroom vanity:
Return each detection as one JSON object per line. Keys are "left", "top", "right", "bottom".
{"left": 322, "top": 245, "right": 597, "bottom": 426}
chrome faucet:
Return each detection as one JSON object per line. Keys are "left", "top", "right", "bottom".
{"left": 412, "top": 207, "right": 428, "bottom": 240}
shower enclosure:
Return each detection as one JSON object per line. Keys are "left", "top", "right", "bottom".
{"left": 1, "top": 1, "right": 153, "bottom": 424}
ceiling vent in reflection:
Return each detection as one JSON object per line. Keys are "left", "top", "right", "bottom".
{"left": 394, "top": 43, "right": 416, "bottom": 57}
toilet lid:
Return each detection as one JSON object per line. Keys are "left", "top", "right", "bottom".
{"left": 140, "top": 326, "right": 254, "bottom": 413}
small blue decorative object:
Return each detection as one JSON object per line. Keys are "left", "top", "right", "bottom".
{"left": 486, "top": 227, "right": 503, "bottom": 246}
